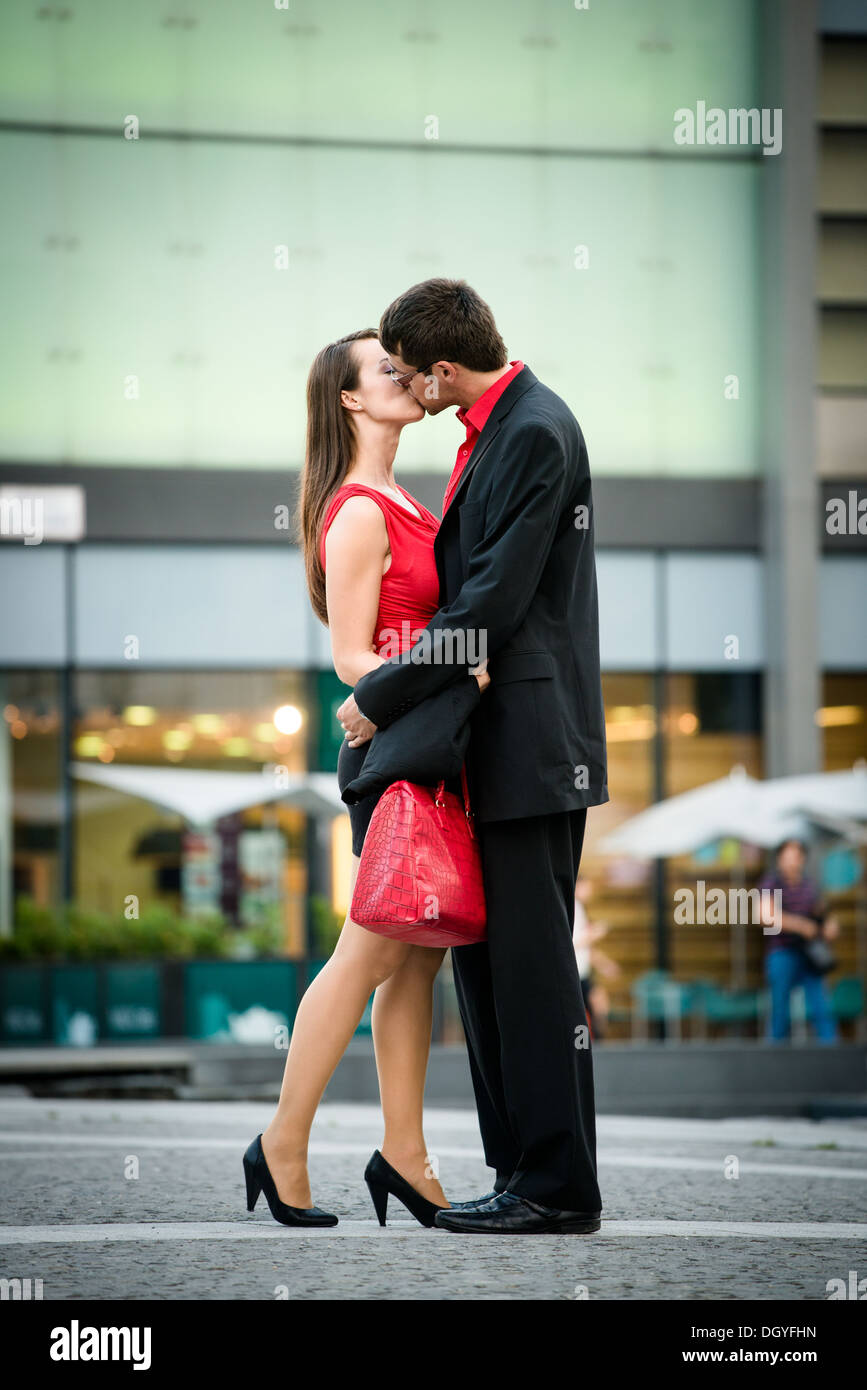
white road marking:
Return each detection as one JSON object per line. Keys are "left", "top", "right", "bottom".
{"left": 2, "top": 1101, "right": 866, "bottom": 1151}
{"left": 0, "top": 1133, "right": 865, "bottom": 1182}
{"left": 598, "top": 1152, "right": 867, "bottom": 1181}
{"left": 1, "top": 1219, "right": 866, "bottom": 1244}
{"left": 0, "top": 1132, "right": 479, "bottom": 1154}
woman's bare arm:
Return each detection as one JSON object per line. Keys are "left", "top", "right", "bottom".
{"left": 323, "top": 495, "right": 389, "bottom": 688}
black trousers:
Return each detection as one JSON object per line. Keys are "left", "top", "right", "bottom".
{"left": 451, "top": 807, "right": 601, "bottom": 1214}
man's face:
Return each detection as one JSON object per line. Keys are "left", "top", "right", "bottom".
{"left": 384, "top": 346, "right": 459, "bottom": 415}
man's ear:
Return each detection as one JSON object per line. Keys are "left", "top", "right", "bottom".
{"left": 434, "top": 360, "right": 458, "bottom": 384}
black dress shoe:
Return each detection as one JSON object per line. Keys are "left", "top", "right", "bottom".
{"left": 447, "top": 1190, "right": 499, "bottom": 1210}
{"left": 434, "top": 1191, "right": 601, "bottom": 1234}
{"left": 243, "top": 1134, "right": 338, "bottom": 1227}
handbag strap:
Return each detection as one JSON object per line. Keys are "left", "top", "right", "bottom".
{"left": 434, "top": 763, "right": 474, "bottom": 822}
{"left": 460, "top": 761, "right": 473, "bottom": 819}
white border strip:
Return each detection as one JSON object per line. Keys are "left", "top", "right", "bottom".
{"left": 0, "top": 1134, "right": 865, "bottom": 1182}
{"left": 2, "top": 1219, "right": 866, "bottom": 1244}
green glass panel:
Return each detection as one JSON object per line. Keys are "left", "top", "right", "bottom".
{"left": 0, "top": 0, "right": 759, "bottom": 152}
{"left": 315, "top": 669, "right": 349, "bottom": 773}
{"left": 50, "top": 966, "right": 100, "bottom": 1046}
{"left": 184, "top": 960, "right": 297, "bottom": 1041}
{"left": 0, "top": 132, "right": 760, "bottom": 476}
{"left": 0, "top": 966, "right": 49, "bottom": 1044}
{"left": 104, "top": 965, "right": 162, "bottom": 1040}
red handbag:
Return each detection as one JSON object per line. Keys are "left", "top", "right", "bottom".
{"left": 350, "top": 765, "right": 487, "bottom": 947}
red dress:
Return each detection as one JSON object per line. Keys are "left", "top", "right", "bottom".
{"left": 319, "top": 482, "right": 440, "bottom": 656}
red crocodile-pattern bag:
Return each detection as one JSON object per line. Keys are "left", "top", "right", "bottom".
{"left": 350, "top": 765, "right": 486, "bottom": 947}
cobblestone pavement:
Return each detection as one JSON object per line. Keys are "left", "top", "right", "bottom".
{"left": 1, "top": 1098, "right": 865, "bottom": 1300}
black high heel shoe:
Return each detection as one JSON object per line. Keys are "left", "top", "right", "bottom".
{"left": 364, "top": 1150, "right": 446, "bottom": 1228}
{"left": 243, "top": 1134, "right": 337, "bottom": 1227}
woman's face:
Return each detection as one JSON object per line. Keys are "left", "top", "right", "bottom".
{"left": 344, "top": 336, "right": 425, "bottom": 426}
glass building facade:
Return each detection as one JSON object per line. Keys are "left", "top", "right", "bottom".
{"left": 1, "top": 0, "right": 865, "bottom": 1041}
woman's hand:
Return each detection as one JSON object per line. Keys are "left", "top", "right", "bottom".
{"left": 336, "top": 693, "right": 377, "bottom": 748}
{"left": 470, "top": 661, "right": 491, "bottom": 694}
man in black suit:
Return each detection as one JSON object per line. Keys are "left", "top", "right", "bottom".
{"left": 336, "top": 279, "right": 608, "bottom": 1233}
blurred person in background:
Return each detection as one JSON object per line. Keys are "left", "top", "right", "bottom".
{"left": 573, "top": 876, "right": 621, "bottom": 1041}
{"left": 758, "top": 838, "right": 839, "bottom": 1044}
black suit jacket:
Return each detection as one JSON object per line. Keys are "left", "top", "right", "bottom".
{"left": 340, "top": 674, "right": 481, "bottom": 804}
{"left": 354, "top": 365, "right": 608, "bottom": 823}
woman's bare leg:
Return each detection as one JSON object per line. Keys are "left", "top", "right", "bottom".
{"left": 261, "top": 855, "right": 410, "bottom": 1207}
{"left": 372, "top": 944, "right": 450, "bottom": 1208}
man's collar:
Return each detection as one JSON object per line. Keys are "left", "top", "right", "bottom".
{"left": 456, "top": 360, "right": 524, "bottom": 431}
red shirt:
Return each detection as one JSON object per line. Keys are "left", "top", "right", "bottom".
{"left": 442, "top": 360, "right": 524, "bottom": 514}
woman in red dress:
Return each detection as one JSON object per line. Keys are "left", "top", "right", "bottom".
{"left": 243, "top": 330, "right": 488, "bottom": 1228}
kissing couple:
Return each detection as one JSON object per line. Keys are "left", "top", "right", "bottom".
{"left": 243, "top": 278, "right": 608, "bottom": 1235}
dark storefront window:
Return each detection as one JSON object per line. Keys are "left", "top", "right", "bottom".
{"left": 665, "top": 672, "right": 765, "bottom": 993}
{"left": 1, "top": 671, "right": 63, "bottom": 918}
{"left": 819, "top": 674, "right": 867, "bottom": 994}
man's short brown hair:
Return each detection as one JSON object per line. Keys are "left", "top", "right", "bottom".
{"left": 379, "top": 278, "right": 508, "bottom": 373}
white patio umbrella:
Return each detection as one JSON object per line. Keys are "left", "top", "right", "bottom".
{"left": 757, "top": 766, "right": 867, "bottom": 826}
{"left": 71, "top": 761, "right": 346, "bottom": 825}
{"left": 600, "top": 767, "right": 808, "bottom": 858}
{"left": 599, "top": 768, "right": 807, "bottom": 991}
{"left": 600, "top": 764, "right": 867, "bottom": 993}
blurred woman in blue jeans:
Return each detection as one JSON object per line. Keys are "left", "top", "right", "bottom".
{"left": 758, "top": 839, "right": 839, "bottom": 1043}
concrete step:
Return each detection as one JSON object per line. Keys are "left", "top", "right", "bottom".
{"left": 2, "top": 1040, "right": 865, "bottom": 1116}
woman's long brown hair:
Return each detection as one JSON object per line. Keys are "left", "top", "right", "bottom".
{"left": 297, "top": 328, "right": 378, "bottom": 624}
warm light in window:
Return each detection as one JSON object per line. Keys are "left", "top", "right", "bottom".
{"left": 163, "top": 729, "right": 192, "bottom": 751}
{"left": 332, "top": 815, "right": 353, "bottom": 916}
{"left": 815, "top": 705, "right": 863, "bottom": 727}
{"left": 75, "top": 734, "right": 104, "bottom": 757}
{"left": 273, "top": 704, "right": 303, "bottom": 736}
{"left": 223, "top": 737, "right": 251, "bottom": 757}
{"left": 678, "top": 712, "right": 699, "bottom": 734}
{"left": 123, "top": 705, "right": 157, "bottom": 726}
{"left": 10, "top": 720, "right": 27, "bottom": 739}
{"left": 604, "top": 719, "right": 655, "bottom": 743}
{"left": 3, "top": 704, "right": 19, "bottom": 722}
{"left": 192, "top": 714, "right": 224, "bottom": 736}
{"left": 254, "top": 723, "right": 278, "bottom": 742}
{"left": 608, "top": 704, "right": 655, "bottom": 722}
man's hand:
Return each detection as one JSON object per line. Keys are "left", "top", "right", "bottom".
{"left": 336, "top": 694, "right": 377, "bottom": 748}
{"left": 470, "top": 661, "right": 491, "bottom": 693}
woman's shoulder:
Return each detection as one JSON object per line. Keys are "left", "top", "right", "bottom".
{"left": 323, "top": 488, "right": 389, "bottom": 530}
{"left": 320, "top": 488, "right": 389, "bottom": 561}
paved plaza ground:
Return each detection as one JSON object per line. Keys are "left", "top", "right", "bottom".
{"left": 1, "top": 1097, "right": 865, "bottom": 1301}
